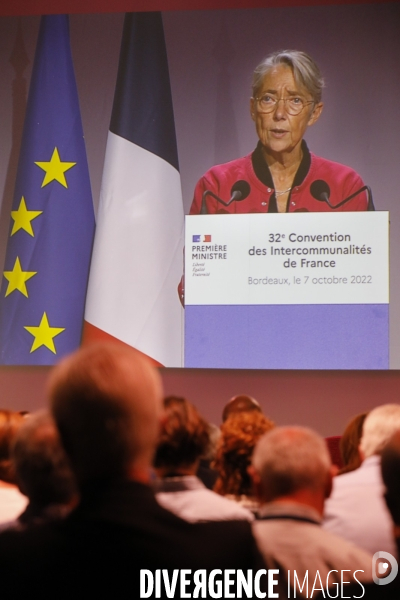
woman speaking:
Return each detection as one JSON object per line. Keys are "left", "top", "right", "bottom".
{"left": 189, "top": 50, "right": 373, "bottom": 214}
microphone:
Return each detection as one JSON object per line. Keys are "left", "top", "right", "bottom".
{"left": 310, "top": 180, "right": 330, "bottom": 204}
{"left": 230, "top": 180, "right": 251, "bottom": 202}
{"left": 200, "top": 180, "right": 251, "bottom": 214}
{"left": 310, "top": 179, "right": 374, "bottom": 210}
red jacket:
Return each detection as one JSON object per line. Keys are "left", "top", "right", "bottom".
{"left": 189, "top": 142, "right": 371, "bottom": 214}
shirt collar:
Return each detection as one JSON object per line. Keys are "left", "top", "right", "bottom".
{"left": 152, "top": 475, "right": 205, "bottom": 494}
{"left": 257, "top": 500, "right": 321, "bottom": 525}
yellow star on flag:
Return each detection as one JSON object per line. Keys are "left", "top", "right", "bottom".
{"left": 11, "top": 197, "right": 42, "bottom": 237}
{"left": 34, "top": 147, "right": 76, "bottom": 188}
{"left": 24, "top": 312, "right": 65, "bottom": 354}
{"left": 3, "top": 257, "right": 37, "bottom": 297}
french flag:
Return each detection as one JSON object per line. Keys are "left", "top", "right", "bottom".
{"left": 83, "top": 13, "right": 184, "bottom": 367}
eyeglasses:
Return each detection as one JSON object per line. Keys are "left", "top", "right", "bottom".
{"left": 254, "top": 94, "right": 315, "bottom": 116}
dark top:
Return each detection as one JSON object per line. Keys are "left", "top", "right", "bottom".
{"left": 0, "top": 479, "right": 265, "bottom": 598}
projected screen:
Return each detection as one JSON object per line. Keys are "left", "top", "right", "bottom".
{"left": 0, "top": 3, "right": 398, "bottom": 369}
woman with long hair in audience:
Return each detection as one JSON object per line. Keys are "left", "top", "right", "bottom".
{"left": 213, "top": 411, "right": 274, "bottom": 513}
{"left": 153, "top": 396, "right": 254, "bottom": 521}
{"left": 338, "top": 412, "right": 368, "bottom": 475}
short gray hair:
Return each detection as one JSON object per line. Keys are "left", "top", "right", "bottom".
{"left": 252, "top": 50, "right": 324, "bottom": 103}
{"left": 360, "top": 404, "right": 400, "bottom": 458}
{"left": 49, "top": 343, "right": 162, "bottom": 485}
{"left": 252, "top": 426, "right": 331, "bottom": 499}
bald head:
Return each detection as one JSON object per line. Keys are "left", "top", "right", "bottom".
{"left": 252, "top": 426, "right": 332, "bottom": 502}
{"left": 49, "top": 343, "right": 163, "bottom": 485}
{"left": 222, "top": 395, "right": 262, "bottom": 423}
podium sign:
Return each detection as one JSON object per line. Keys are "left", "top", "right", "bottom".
{"left": 184, "top": 212, "right": 389, "bottom": 370}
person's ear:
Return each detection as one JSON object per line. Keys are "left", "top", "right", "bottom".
{"left": 308, "top": 102, "right": 323, "bottom": 126}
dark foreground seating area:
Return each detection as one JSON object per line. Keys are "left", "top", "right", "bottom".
{"left": 0, "top": 343, "right": 399, "bottom": 599}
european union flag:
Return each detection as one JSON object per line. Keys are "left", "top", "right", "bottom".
{"left": 0, "top": 15, "right": 95, "bottom": 365}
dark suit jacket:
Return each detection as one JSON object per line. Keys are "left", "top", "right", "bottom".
{"left": 0, "top": 479, "right": 265, "bottom": 598}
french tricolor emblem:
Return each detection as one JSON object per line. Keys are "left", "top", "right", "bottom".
{"left": 193, "top": 235, "right": 211, "bottom": 242}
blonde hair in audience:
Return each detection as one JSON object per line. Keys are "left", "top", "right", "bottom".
{"left": 360, "top": 404, "right": 400, "bottom": 458}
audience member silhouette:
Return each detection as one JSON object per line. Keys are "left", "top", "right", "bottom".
{"left": 213, "top": 411, "right": 274, "bottom": 513}
{"left": 5, "top": 411, "right": 78, "bottom": 530}
{"left": 331, "top": 430, "right": 400, "bottom": 599}
{"left": 251, "top": 426, "right": 372, "bottom": 597}
{"left": 324, "top": 404, "right": 400, "bottom": 556}
{"left": 153, "top": 396, "right": 253, "bottom": 521}
{"left": 0, "top": 344, "right": 265, "bottom": 597}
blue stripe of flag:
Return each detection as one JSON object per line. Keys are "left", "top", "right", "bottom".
{"left": 109, "top": 12, "right": 179, "bottom": 172}
{"left": 0, "top": 15, "right": 95, "bottom": 365}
